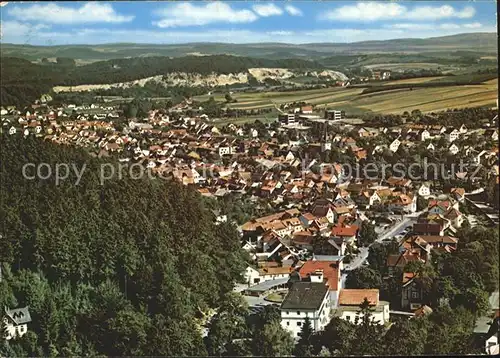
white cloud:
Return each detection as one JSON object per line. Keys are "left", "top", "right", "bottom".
{"left": 385, "top": 22, "right": 484, "bottom": 31}
{"left": 321, "top": 2, "right": 406, "bottom": 21}
{"left": 386, "top": 23, "right": 435, "bottom": 31}
{"left": 464, "top": 22, "right": 482, "bottom": 29}
{"left": 8, "top": 2, "right": 134, "bottom": 24}
{"left": 405, "top": 5, "right": 475, "bottom": 21}
{"left": 0, "top": 21, "right": 51, "bottom": 43}
{"left": 439, "top": 23, "right": 461, "bottom": 30}
{"left": 154, "top": 2, "right": 258, "bottom": 28}
{"left": 1, "top": 22, "right": 495, "bottom": 45}
{"left": 252, "top": 3, "right": 283, "bottom": 17}
{"left": 321, "top": 2, "right": 476, "bottom": 21}
{"left": 267, "top": 31, "right": 294, "bottom": 36}
{"left": 284, "top": 5, "right": 303, "bottom": 16}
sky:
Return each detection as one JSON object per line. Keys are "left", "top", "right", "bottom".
{"left": 0, "top": 1, "right": 497, "bottom": 45}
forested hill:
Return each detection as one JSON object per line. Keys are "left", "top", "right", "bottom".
{"left": 0, "top": 134, "right": 246, "bottom": 356}
{"left": 0, "top": 54, "right": 322, "bottom": 106}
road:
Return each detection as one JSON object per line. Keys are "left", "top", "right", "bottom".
{"left": 340, "top": 211, "right": 424, "bottom": 288}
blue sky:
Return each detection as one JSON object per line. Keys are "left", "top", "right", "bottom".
{"left": 0, "top": 1, "right": 497, "bottom": 45}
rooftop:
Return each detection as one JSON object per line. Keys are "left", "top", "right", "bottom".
{"left": 339, "top": 289, "right": 379, "bottom": 306}
{"left": 299, "top": 260, "right": 340, "bottom": 291}
{"left": 281, "top": 282, "right": 329, "bottom": 311}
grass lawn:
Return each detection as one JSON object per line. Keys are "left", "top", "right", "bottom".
{"left": 264, "top": 291, "right": 288, "bottom": 303}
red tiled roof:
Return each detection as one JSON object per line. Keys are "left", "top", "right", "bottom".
{"left": 331, "top": 225, "right": 359, "bottom": 237}
{"left": 299, "top": 260, "right": 340, "bottom": 291}
{"left": 339, "top": 289, "right": 379, "bottom": 306}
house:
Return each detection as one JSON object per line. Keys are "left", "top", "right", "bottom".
{"left": 428, "top": 199, "right": 459, "bottom": 215}
{"left": 311, "top": 198, "right": 336, "bottom": 223}
{"left": 427, "top": 142, "right": 435, "bottom": 151}
{"left": 418, "top": 183, "right": 431, "bottom": 197}
{"left": 244, "top": 266, "right": 261, "bottom": 285}
{"left": 483, "top": 129, "right": 499, "bottom": 141}
{"left": 280, "top": 281, "right": 331, "bottom": 338}
{"left": 335, "top": 289, "right": 390, "bottom": 325}
{"left": 405, "top": 234, "right": 458, "bottom": 251}
{"left": 401, "top": 273, "right": 424, "bottom": 311}
{"left": 413, "top": 222, "right": 444, "bottom": 236}
{"left": 445, "top": 128, "right": 460, "bottom": 142}
{"left": 301, "top": 105, "right": 313, "bottom": 114}
{"left": 331, "top": 225, "right": 359, "bottom": 245}
{"left": 3, "top": 307, "right": 32, "bottom": 340}
{"left": 387, "top": 193, "right": 417, "bottom": 214}
{"left": 389, "top": 138, "right": 401, "bottom": 152}
{"left": 9, "top": 126, "right": 16, "bottom": 135}
{"left": 218, "top": 146, "right": 232, "bottom": 156}
{"left": 450, "top": 187, "right": 466, "bottom": 202}
{"left": 449, "top": 143, "right": 460, "bottom": 155}
{"left": 420, "top": 129, "right": 431, "bottom": 142}
{"left": 298, "top": 260, "right": 342, "bottom": 304}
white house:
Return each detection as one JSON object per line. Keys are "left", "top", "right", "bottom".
{"left": 250, "top": 128, "right": 258, "bottom": 138}
{"left": 418, "top": 183, "right": 431, "bottom": 197}
{"left": 445, "top": 129, "right": 460, "bottom": 142}
{"left": 3, "top": 307, "right": 32, "bottom": 340}
{"left": 389, "top": 138, "right": 401, "bottom": 152}
{"left": 427, "top": 142, "right": 435, "bottom": 151}
{"left": 9, "top": 126, "right": 16, "bottom": 135}
{"left": 420, "top": 129, "right": 431, "bottom": 142}
{"left": 369, "top": 191, "right": 381, "bottom": 207}
{"left": 218, "top": 146, "right": 232, "bottom": 156}
{"left": 244, "top": 266, "right": 261, "bottom": 285}
{"left": 449, "top": 143, "right": 460, "bottom": 155}
{"left": 335, "top": 289, "right": 390, "bottom": 325}
{"left": 280, "top": 279, "right": 331, "bottom": 338}
{"left": 459, "top": 124, "right": 468, "bottom": 134}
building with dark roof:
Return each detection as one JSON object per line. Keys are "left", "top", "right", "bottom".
{"left": 280, "top": 280, "right": 331, "bottom": 338}
{"left": 4, "top": 306, "right": 32, "bottom": 340}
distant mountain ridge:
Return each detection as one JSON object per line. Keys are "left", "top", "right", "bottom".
{"left": 1, "top": 32, "right": 496, "bottom": 62}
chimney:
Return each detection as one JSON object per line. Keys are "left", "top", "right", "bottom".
{"left": 310, "top": 269, "right": 324, "bottom": 283}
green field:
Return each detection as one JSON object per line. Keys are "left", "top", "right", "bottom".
{"left": 204, "top": 77, "right": 498, "bottom": 117}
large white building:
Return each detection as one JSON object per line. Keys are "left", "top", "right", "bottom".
{"left": 280, "top": 272, "right": 331, "bottom": 338}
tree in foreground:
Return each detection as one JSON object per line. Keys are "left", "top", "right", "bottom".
{"left": 251, "top": 321, "right": 294, "bottom": 357}
{"left": 294, "top": 316, "right": 315, "bottom": 357}
{"left": 350, "top": 298, "right": 385, "bottom": 356}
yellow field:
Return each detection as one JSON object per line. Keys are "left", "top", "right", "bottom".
{"left": 382, "top": 77, "right": 446, "bottom": 86}
{"left": 196, "top": 77, "right": 498, "bottom": 116}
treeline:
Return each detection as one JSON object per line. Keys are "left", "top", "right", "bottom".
{"left": 0, "top": 55, "right": 322, "bottom": 106}
{"left": 361, "top": 107, "right": 497, "bottom": 128}
{"left": 0, "top": 134, "right": 247, "bottom": 356}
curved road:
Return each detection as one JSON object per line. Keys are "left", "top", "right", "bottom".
{"left": 340, "top": 211, "right": 424, "bottom": 288}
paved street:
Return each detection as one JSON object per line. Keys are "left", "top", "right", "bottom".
{"left": 340, "top": 210, "right": 425, "bottom": 288}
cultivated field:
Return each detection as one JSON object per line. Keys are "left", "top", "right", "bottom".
{"left": 381, "top": 76, "right": 447, "bottom": 85}
{"left": 203, "top": 77, "right": 498, "bottom": 117}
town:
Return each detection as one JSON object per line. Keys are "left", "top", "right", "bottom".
{"left": 2, "top": 94, "right": 499, "bottom": 354}
{"left": 1, "top": 1, "right": 499, "bottom": 356}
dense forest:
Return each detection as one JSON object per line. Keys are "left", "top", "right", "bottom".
{"left": 0, "top": 55, "right": 322, "bottom": 107}
{"left": 0, "top": 134, "right": 247, "bottom": 356}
